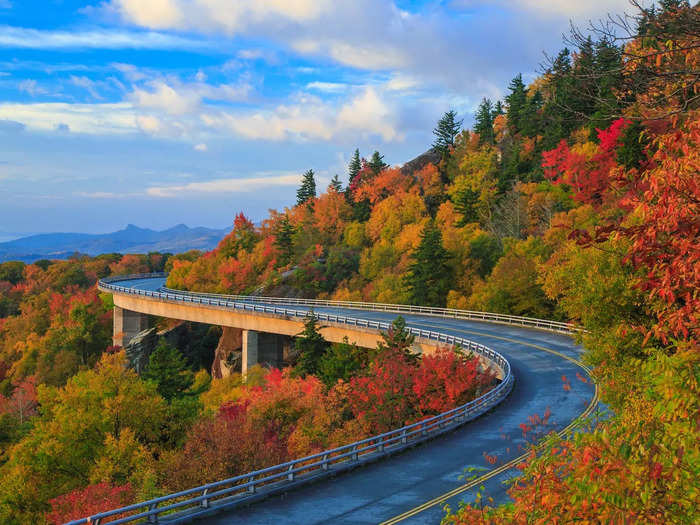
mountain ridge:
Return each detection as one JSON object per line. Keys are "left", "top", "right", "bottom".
{"left": 0, "top": 224, "right": 229, "bottom": 263}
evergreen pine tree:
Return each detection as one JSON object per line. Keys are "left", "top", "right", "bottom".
{"left": 404, "top": 220, "right": 452, "bottom": 307}
{"left": 453, "top": 187, "right": 481, "bottom": 225}
{"left": 374, "top": 316, "right": 418, "bottom": 364}
{"left": 296, "top": 169, "right": 316, "bottom": 206}
{"left": 521, "top": 89, "right": 544, "bottom": 137}
{"left": 294, "top": 312, "right": 329, "bottom": 377}
{"left": 328, "top": 174, "right": 343, "bottom": 192}
{"left": 142, "top": 340, "right": 194, "bottom": 402}
{"left": 505, "top": 73, "right": 528, "bottom": 135}
{"left": 274, "top": 215, "right": 294, "bottom": 266}
{"left": 348, "top": 148, "right": 362, "bottom": 185}
{"left": 432, "top": 110, "right": 463, "bottom": 158}
{"left": 368, "top": 151, "right": 388, "bottom": 175}
{"left": 474, "top": 98, "right": 495, "bottom": 144}
{"left": 493, "top": 100, "right": 505, "bottom": 116}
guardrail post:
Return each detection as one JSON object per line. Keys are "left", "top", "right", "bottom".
{"left": 322, "top": 453, "right": 329, "bottom": 470}
{"left": 201, "top": 488, "right": 210, "bottom": 509}
{"left": 400, "top": 429, "right": 407, "bottom": 444}
{"left": 147, "top": 502, "right": 159, "bottom": 523}
{"left": 248, "top": 475, "right": 256, "bottom": 493}
{"left": 287, "top": 463, "right": 295, "bottom": 481}
{"left": 352, "top": 444, "right": 359, "bottom": 461}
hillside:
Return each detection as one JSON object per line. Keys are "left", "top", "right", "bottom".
{"left": 0, "top": 224, "right": 228, "bottom": 263}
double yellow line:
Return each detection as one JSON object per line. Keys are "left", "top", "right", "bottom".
{"left": 380, "top": 327, "right": 600, "bottom": 524}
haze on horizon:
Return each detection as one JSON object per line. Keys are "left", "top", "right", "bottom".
{"left": 0, "top": 0, "right": 633, "bottom": 236}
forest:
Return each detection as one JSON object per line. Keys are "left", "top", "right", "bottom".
{"left": 0, "top": 1, "right": 698, "bottom": 523}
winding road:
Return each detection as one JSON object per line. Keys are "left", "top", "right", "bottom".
{"left": 100, "top": 276, "right": 597, "bottom": 524}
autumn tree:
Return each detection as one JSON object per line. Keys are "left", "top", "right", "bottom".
{"left": 0, "top": 352, "right": 165, "bottom": 523}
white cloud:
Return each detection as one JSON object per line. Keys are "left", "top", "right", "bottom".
{"left": 337, "top": 87, "right": 399, "bottom": 141}
{"left": 109, "top": 0, "right": 183, "bottom": 29}
{"left": 108, "top": 0, "right": 332, "bottom": 34}
{"left": 327, "top": 41, "right": 408, "bottom": 70}
{"left": 384, "top": 74, "right": 420, "bottom": 92}
{"left": 0, "top": 25, "right": 209, "bottom": 50}
{"left": 451, "top": 0, "right": 633, "bottom": 17}
{"left": 145, "top": 173, "right": 303, "bottom": 197}
{"left": 131, "top": 81, "right": 199, "bottom": 115}
{"left": 306, "top": 81, "right": 348, "bottom": 93}
{"left": 70, "top": 76, "right": 104, "bottom": 100}
{"left": 236, "top": 48, "right": 278, "bottom": 63}
{"left": 194, "top": 143, "right": 208, "bottom": 151}
{"left": 202, "top": 86, "right": 400, "bottom": 142}
{"left": 18, "top": 79, "right": 48, "bottom": 96}
{"left": 130, "top": 77, "right": 252, "bottom": 116}
{"left": 0, "top": 102, "right": 137, "bottom": 134}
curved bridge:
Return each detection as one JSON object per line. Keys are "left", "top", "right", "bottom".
{"left": 86, "top": 274, "right": 597, "bottom": 525}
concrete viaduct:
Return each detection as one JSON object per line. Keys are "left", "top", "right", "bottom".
{"left": 108, "top": 277, "right": 501, "bottom": 376}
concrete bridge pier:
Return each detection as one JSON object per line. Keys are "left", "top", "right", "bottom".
{"left": 113, "top": 306, "right": 150, "bottom": 347}
{"left": 242, "top": 329, "right": 285, "bottom": 374}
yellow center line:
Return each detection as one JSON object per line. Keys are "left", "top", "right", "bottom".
{"left": 380, "top": 324, "right": 599, "bottom": 524}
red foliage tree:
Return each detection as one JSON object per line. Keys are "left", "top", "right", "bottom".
{"left": 542, "top": 118, "right": 629, "bottom": 207}
{"left": 46, "top": 482, "right": 134, "bottom": 525}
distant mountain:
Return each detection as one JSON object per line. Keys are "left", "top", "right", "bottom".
{"left": 0, "top": 224, "right": 229, "bottom": 263}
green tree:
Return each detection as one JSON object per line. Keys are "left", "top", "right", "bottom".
{"left": 493, "top": 100, "right": 505, "bottom": 116}
{"left": 274, "top": 215, "right": 295, "bottom": 267}
{"left": 505, "top": 73, "right": 528, "bottom": 134}
{"left": 374, "top": 316, "right": 417, "bottom": 364}
{"left": 432, "top": 110, "right": 463, "bottom": 158}
{"left": 453, "top": 187, "right": 480, "bottom": 225}
{"left": 404, "top": 221, "right": 453, "bottom": 307}
{"left": 348, "top": 148, "right": 362, "bottom": 186}
{"left": 0, "top": 261, "right": 25, "bottom": 285}
{"left": 328, "top": 174, "right": 343, "bottom": 192}
{"left": 368, "top": 151, "right": 388, "bottom": 175}
{"left": 294, "top": 312, "right": 329, "bottom": 377}
{"left": 317, "top": 337, "right": 366, "bottom": 388}
{"left": 474, "top": 98, "right": 495, "bottom": 144}
{"left": 296, "top": 169, "right": 317, "bottom": 206}
{"left": 469, "top": 233, "right": 503, "bottom": 278}
{"left": 142, "top": 340, "right": 194, "bottom": 402}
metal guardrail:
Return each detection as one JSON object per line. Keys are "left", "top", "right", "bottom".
{"left": 100, "top": 273, "right": 580, "bottom": 335}
{"left": 75, "top": 273, "right": 572, "bottom": 524}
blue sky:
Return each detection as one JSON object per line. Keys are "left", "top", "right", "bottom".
{"left": 0, "top": 0, "right": 633, "bottom": 237}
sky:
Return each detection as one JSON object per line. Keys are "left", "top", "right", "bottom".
{"left": 0, "top": 0, "right": 635, "bottom": 237}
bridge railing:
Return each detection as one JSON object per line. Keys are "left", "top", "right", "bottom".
{"left": 99, "top": 273, "right": 580, "bottom": 335}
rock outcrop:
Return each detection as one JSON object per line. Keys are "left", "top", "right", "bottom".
{"left": 211, "top": 326, "right": 243, "bottom": 378}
